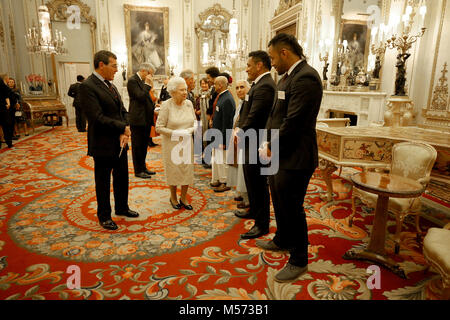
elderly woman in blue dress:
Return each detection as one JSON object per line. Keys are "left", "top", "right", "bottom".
{"left": 156, "top": 76, "right": 196, "bottom": 210}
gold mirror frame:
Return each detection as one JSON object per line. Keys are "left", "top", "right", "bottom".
{"left": 330, "top": 0, "right": 389, "bottom": 79}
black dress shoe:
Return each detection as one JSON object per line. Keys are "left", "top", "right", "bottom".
{"left": 240, "top": 226, "right": 269, "bottom": 239}
{"left": 115, "top": 209, "right": 139, "bottom": 218}
{"left": 135, "top": 172, "right": 152, "bottom": 179}
{"left": 100, "top": 220, "right": 118, "bottom": 231}
{"left": 179, "top": 200, "right": 193, "bottom": 211}
{"left": 144, "top": 169, "right": 156, "bottom": 175}
{"left": 170, "top": 199, "right": 182, "bottom": 210}
{"left": 255, "top": 240, "right": 289, "bottom": 252}
{"left": 234, "top": 210, "right": 255, "bottom": 219}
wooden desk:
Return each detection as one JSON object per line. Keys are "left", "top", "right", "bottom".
{"left": 344, "top": 172, "right": 425, "bottom": 279}
{"left": 317, "top": 126, "right": 450, "bottom": 202}
{"left": 22, "top": 97, "right": 69, "bottom": 133}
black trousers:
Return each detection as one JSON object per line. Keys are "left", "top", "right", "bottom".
{"left": 0, "top": 110, "right": 14, "bottom": 146}
{"left": 243, "top": 163, "right": 270, "bottom": 229}
{"left": 93, "top": 152, "right": 129, "bottom": 222}
{"left": 269, "top": 168, "right": 315, "bottom": 267}
{"left": 74, "top": 106, "right": 86, "bottom": 131}
{"left": 131, "top": 125, "right": 151, "bottom": 174}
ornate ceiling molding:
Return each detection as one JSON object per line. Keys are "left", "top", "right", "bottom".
{"left": 45, "top": 0, "right": 96, "bottom": 30}
{"left": 274, "top": 0, "right": 302, "bottom": 17}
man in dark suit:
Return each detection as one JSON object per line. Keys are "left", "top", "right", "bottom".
{"left": 0, "top": 74, "right": 14, "bottom": 148}
{"left": 127, "top": 63, "right": 157, "bottom": 179}
{"left": 68, "top": 75, "right": 86, "bottom": 132}
{"left": 211, "top": 76, "right": 235, "bottom": 193}
{"left": 235, "top": 51, "right": 276, "bottom": 240}
{"left": 79, "top": 50, "right": 140, "bottom": 231}
{"left": 258, "top": 34, "right": 323, "bottom": 282}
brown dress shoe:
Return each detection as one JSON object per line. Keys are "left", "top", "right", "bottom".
{"left": 214, "top": 184, "right": 231, "bottom": 193}
{"left": 210, "top": 181, "right": 221, "bottom": 188}
{"left": 237, "top": 202, "right": 250, "bottom": 209}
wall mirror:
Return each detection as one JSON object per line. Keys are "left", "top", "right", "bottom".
{"left": 329, "top": 0, "right": 388, "bottom": 89}
{"left": 195, "top": 4, "right": 232, "bottom": 72}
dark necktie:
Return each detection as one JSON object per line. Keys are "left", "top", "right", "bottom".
{"left": 279, "top": 73, "right": 289, "bottom": 85}
{"left": 104, "top": 80, "right": 118, "bottom": 100}
{"left": 212, "top": 94, "right": 220, "bottom": 120}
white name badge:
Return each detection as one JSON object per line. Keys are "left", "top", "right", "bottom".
{"left": 278, "top": 91, "right": 286, "bottom": 100}
{"left": 245, "top": 95, "right": 249, "bottom": 102}
{"left": 216, "top": 106, "right": 220, "bottom": 112}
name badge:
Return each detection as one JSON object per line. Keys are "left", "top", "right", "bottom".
{"left": 245, "top": 95, "right": 249, "bottom": 102}
{"left": 216, "top": 106, "right": 220, "bottom": 112}
{"left": 278, "top": 91, "right": 286, "bottom": 100}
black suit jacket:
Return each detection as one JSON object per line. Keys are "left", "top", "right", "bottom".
{"left": 68, "top": 82, "right": 82, "bottom": 108}
{"left": 207, "top": 86, "right": 218, "bottom": 116}
{"left": 266, "top": 60, "right": 323, "bottom": 171}
{"left": 127, "top": 74, "right": 154, "bottom": 127}
{"left": 212, "top": 90, "right": 235, "bottom": 147}
{"left": 238, "top": 73, "right": 276, "bottom": 164}
{"left": 79, "top": 74, "right": 129, "bottom": 158}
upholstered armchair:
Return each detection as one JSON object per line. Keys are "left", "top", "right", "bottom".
{"left": 349, "top": 142, "right": 437, "bottom": 254}
{"left": 423, "top": 223, "right": 450, "bottom": 300}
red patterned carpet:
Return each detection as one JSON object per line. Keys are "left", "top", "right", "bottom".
{"left": 0, "top": 126, "right": 448, "bottom": 300}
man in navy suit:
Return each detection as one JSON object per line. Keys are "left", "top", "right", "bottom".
{"left": 210, "top": 76, "right": 235, "bottom": 193}
{"left": 258, "top": 34, "right": 323, "bottom": 282}
{"left": 79, "top": 50, "right": 140, "bottom": 231}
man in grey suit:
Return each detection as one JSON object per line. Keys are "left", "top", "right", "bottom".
{"left": 210, "top": 76, "right": 235, "bottom": 193}
{"left": 258, "top": 33, "right": 323, "bottom": 282}
{"left": 235, "top": 51, "right": 276, "bottom": 240}
{"left": 127, "top": 63, "right": 157, "bottom": 179}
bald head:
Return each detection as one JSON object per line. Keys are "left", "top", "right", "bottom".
{"left": 214, "top": 76, "right": 228, "bottom": 94}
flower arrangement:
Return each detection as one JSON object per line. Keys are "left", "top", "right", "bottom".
{"left": 26, "top": 74, "right": 45, "bottom": 94}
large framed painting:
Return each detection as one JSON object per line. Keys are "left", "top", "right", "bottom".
{"left": 124, "top": 5, "right": 169, "bottom": 78}
{"left": 340, "top": 19, "right": 370, "bottom": 73}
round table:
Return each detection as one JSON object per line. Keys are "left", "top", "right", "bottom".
{"left": 343, "top": 172, "right": 425, "bottom": 279}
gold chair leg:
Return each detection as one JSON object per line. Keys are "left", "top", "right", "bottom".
{"left": 349, "top": 195, "right": 357, "bottom": 227}
{"left": 394, "top": 214, "right": 405, "bottom": 255}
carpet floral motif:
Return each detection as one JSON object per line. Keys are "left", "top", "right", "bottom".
{"left": 0, "top": 127, "right": 448, "bottom": 300}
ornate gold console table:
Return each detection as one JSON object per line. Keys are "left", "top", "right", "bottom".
{"left": 22, "top": 97, "right": 69, "bottom": 133}
{"left": 317, "top": 126, "right": 450, "bottom": 202}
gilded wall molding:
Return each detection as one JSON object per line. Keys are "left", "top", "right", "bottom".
{"left": 0, "top": 5, "right": 5, "bottom": 51}
{"left": 45, "top": 0, "right": 96, "bottom": 29}
{"left": 274, "top": 0, "right": 302, "bottom": 17}
{"left": 45, "top": 0, "right": 97, "bottom": 54}
{"left": 430, "top": 63, "right": 448, "bottom": 112}
{"left": 427, "top": 0, "right": 447, "bottom": 110}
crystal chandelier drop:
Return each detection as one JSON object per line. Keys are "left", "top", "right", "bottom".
{"left": 25, "top": 5, "right": 68, "bottom": 55}
{"left": 225, "top": 0, "right": 248, "bottom": 64}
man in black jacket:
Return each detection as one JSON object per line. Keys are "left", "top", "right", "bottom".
{"left": 68, "top": 75, "right": 86, "bottom": 132}
{"left": 235, "top": 51, "right": 276, "bottom": 240}
{"left": 127, "top": 63, "right": 157, "bottom": 179}
{"left": 180, "top": 69, "right": 196, "bottom": 106}
{"left": 79, "top": 50, "right": 139, "bottom": 231}
{"left": 0, "top": 74, "right": 14, "bottom": 148}
{"left": 258, "top": 34, "right": 323, "bottom": 282}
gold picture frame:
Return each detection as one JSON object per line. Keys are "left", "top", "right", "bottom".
{"left": 124, "top": 5, "right": 169, "bottom": 78}
{"left": 340, "top": 19, "right": 371, "bottom": 72}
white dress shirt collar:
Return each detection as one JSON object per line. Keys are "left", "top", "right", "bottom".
{"left": 93, "top": 71, "right": 109, "bottom": 88}
{"left": 287, "top": 59, "right": 303, "bottom": 76}
{"left": 253, "top": 71, "right": 271, "bottom": 85}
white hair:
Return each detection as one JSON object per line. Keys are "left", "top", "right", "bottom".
{"left": 179, "top": 69, "right": 194, "bottom": 80}
{"left": 236, "top": 79, "right": 250, "bottom": 89}
{"left": 139, "top": 63, "right": 155, "bottom": 72}
{"left": 167, "top": 76, "right": 187, "bottom": 94}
